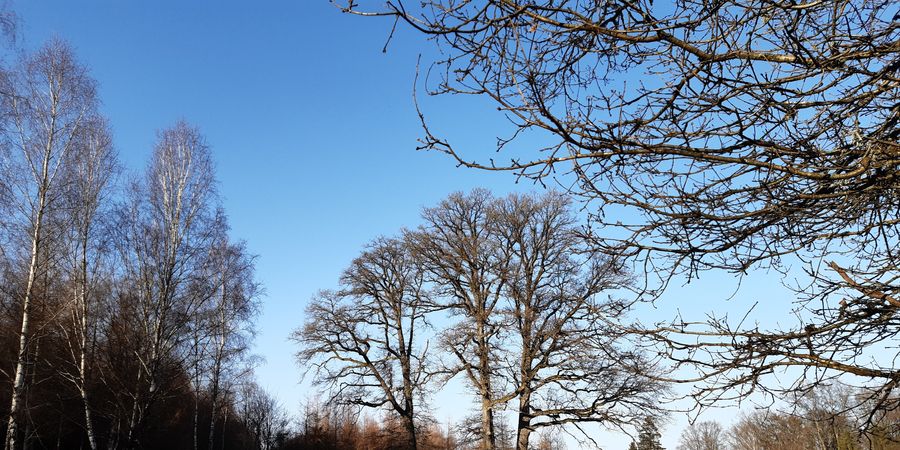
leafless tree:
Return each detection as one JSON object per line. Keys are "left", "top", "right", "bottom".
{"left": 295, "top": 236, "right": 433, "bottom": 450}
{"left": 677, "top": 421, "right": 725, "bottom": 450}
{"left": 57, "top": 115, "right": 117, "bottom": 450}
{"left": 726, "top": 413, "right": 767, "bottom": 450}
{"left": 203, "top": 214, "right": 261, "bottom": 450}
{"left": 455, "top": 413, "right": 516, "bottom": 450}
{"left": 532, "top": 431, "right": 565, "bottom": 450}
{"left": 728, "top": 411, "right": 813, "bottom": 450}
{"left": 187, "top": 301, "right": 212, "bottom": 450}
{"left": 0, "top": 14, "right": 263, "bottom": 449}
{"left": 1, "top": 39, "right": 100, "bottom": 450}
{"left": 343, "top": 0, "right": 900, "bottom": 423}
{"left": 720, "top": 385, "right": 900, "bottom": 450}
{"left": 405, "top": 189, "right": 508, "bottom": 450}
{"left": 492, "top": 192, "right": 664, "bottom": 450}
{"left": 236, "top": 382, "right": 291, "bottom": 450}
{"left": 115, "top": 121, "right": 218, "bottom": 447}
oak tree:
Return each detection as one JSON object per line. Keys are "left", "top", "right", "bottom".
{"left": 295, "top": 237, "right": 433, "bottom": 450}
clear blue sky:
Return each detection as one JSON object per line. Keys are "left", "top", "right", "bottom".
{"left": 13, "top": 2, "right": 798, "bottom": 448}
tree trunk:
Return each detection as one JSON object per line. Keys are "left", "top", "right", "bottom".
{"left": 5, "top": 191, "right": 46, "bottom": 450}
{"left": 403, "top": 414, "right": 417, "bottom": 450}
{"left": 207, "top": 286, "right": 226, "bottom": 450}
{"left": 78, "top": 239, "right": 99, "bottom": 450}
{"left": 477, "top": 320, "right": 495, "bottom": 450}
{"left": 515, "top": 389, "right": 532, "bottom": 450}
{"left": 206, "top": 386, "right": 218, "bottom": 450}
{"left": 480, "top": 398, "right": 495, "bottom": 450}
{"left": 125, "top": 363, "right": 145, "bottom": 448}
{"left": 79, "top": 382, "right": 98, "bottom": 450}
{"left": 219, "top": 404, "right": 228, "bottom": 450}
{"left": 193, "top": 390, "right": 199, "bottom": 450}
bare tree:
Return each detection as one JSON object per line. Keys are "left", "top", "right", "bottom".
{"left": 677, "top": 421, "right": 725, "bottom": 450}
{"left": 186, "top": 300, "right": 212, "bottom": 450}
{"left": 721, "top": 385, "right": 900, "bottom": 450}
{"left": 204, "top": 215, "right": 261, "bottom": 450}
{"left": 295, "top": 236, "right": 433, "bottom": 450}
{"left": 727, "top": 411, "right": 811, "bottom": 450}
{"left": 405, "top": 189, "right": 508, "bottom": 450}
{"left": 343, "top": 0, "right": 900, "bottom": 422}
{"left": 0, "top": 14, "right": 264, "bottom": 448}
{"left": 116, "top": 121, "right": 218, "bottom": 447}
{"left": 492, "top": 192, "right": 664, "bottom": 450}
{"left": 726, "top": 413, "right": 767, "bottom": 450}
{"left": 2, "top": 39, "right": 100, "bottom": 450}
{"left": 236, "top": 382, "right": 291, "bottom": 450}
{"left": 57, "top": 115, "right": 117, "bottom": 450}
{"left": 455, "top": 413, "right": 516, "bottom": 450}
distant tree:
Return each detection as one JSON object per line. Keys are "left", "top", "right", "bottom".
{"left": 532, "top": 431, "right": 565, "bottom": 450}
{"left": 795, "top": 384, "right": 861, "bottom": 450}
{"left": 295, "top": 237, "right": 433, "bottom": 450}
{"left": 635, "top": 417, "right": 665, "bottom": 450}
{"left": 719, "top": 384, "right": 900, "bottom": 450}
{"left": 677, "top": 421, "right": 724, "bottom": 450}
{"left": 237, "top": 382, "right": 291, "bottom": 450}
{"left": 728, "top": 411, "right": 810, "bottom": 450}
{"left": 420, "top": 421, "right": 458, "bottom": 450}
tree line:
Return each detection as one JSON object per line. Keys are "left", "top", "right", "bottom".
{"left": 0, "top": 38, "right": 268, "bottom": 450}
{"left": 675, "top": 384, "right": 900, "bottom": 450}
{"left": 282, "top": 381, "right": 900, "bottom": 450}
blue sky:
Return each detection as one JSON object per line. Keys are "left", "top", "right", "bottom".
{"left": 12, "top": 2, "right": 803, "bottom": 448}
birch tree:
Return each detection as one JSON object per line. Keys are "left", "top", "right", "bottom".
{"left": 236, "top": 382, "right": 290, "bottom": 450}
{"left": 2, "top": 40, "right": 100, "bottom": 450}
{"left": 204, "top": 216, "right": 260, "bottom": 450}
{"left": 117, "top": 121, "right": 218, "bottom": 447}
{"left": 58, "top": 115, "right": 117, "bottom": 450}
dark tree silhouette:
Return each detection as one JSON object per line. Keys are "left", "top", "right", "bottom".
{"left": 635, "top": 417, "right": 665, "bottom": 450}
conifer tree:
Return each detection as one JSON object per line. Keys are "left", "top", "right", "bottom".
{"left": 636, "top": 417, "right": 665, "bottom": 450}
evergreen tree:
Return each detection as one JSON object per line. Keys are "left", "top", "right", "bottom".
{"left": 636, "top": 417, "right": 665, "bottom": 450}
